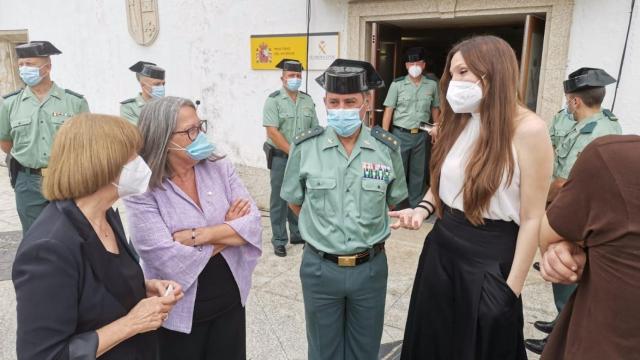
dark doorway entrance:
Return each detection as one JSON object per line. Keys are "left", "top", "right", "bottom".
{"left": 368, "top": 14, "right": 546, "bottom": 125}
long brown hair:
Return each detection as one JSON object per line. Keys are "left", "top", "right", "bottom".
{"left": 431, "top": 35, "right": 519, "bottom": 225}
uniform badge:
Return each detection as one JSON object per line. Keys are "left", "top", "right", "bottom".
{"left": 362, "top": 162, "right": 391, "bottom": 182}
{"left": 52, "top": 112, "right": 72, "bottom": 117}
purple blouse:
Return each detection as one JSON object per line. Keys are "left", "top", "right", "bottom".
{"left": 123, "top": 159, "right": 262, "bottom": 333}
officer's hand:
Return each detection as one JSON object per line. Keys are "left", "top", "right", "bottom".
{"left": 225, "top": 199, "right": 251, "bottom": 221}
{"left": 388, "top": 208, "right": 426, "bottom": 230}
{"left": 540, "top": 241, "right": 586, "bottom": 284}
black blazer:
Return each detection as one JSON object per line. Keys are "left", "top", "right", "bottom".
{"left": 12, "top": 200, "right": 158, "bottom": 360}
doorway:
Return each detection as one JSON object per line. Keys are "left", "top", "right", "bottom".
{"left": 367, "top": 14, "right": 545, "bottom": 125}
{"left": 0, "top": 30, "right": 29, "bottom": 96}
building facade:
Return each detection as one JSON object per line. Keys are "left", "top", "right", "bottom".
{"left": 0, "top": 0, "right": 637, "bottom": 168}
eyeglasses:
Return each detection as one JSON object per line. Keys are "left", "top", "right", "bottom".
{"left": 172, "top": 120, "right": 208, "bottom": 141}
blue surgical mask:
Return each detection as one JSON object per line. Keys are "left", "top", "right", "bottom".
{"left": 327, "top": 106, "right": 363, "bottom": 137}
{"left": 171, "top": 132, "right": 216, "bottom": 161}
{"left": 19, "top": 65, "right": 44, "bottom": 86}
{"left": 286, "top": 78, "right": 302, "bottom": 91}
{"left": 151, "top": 85, "right": 165, "bottom": 98}
{"left": 564, "top": 100, "right": 576, "bottom": 121}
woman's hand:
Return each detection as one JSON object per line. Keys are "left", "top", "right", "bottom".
{"left": 173, "top": 228, "right": 197, "bottom": 246}
{"left": 506, "top": 278, "right": 523, "bottom": 297}
{"left": 225, "top": 198, "right": 251, "bottom": 221}
{"left": 540, "top": 241, "right": 586, "bottom": 284}
{"left": 428, "top": 124, "right": 439, "bottom": 143}
{"left": 212, "top": 245, "right": 227, "bottom": 256}
{"left": 145, "top": 279, "right": 184, "bottom": 301}
{"left": 124, "top": 295, "right": 177, "bottom": 334}
{"left": 388, "top": 208, "right": 429, "bottom": 230}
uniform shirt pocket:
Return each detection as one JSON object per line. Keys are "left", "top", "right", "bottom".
{"left": 51, "top": 113, "right": 72, "bottom": 130}
{"left": 397, "top": 95, "right": 412, "bottom": 114}
{"left": 300, "top": 107, "right": 315, "bottom": 129}
{"left": 418, "top": 95, "right": 433, "bottom": 113}
{"left": 360, "top": 179, "right": 387, "bottom": 219}
{"left": 306, "top": 177, "right": 337, "bottom": 216}
{"left": 9, "top": 117, "right": 33, "bottom": 145}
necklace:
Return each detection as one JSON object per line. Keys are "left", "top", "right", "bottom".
{"left": 89, "top": 219, "right": 111, "bottom": 239}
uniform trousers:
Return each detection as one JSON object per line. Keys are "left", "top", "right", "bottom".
{"left": 270, "top": 154, "right": 301, "bottom": 246}
{"left": 15, "top": 170, "right": 48, "bottom": 235}
{"left": 300, "top": 245, "right": 388, "bottom": 360}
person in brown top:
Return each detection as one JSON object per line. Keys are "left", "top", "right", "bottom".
{"left": 538, "top": 134, "right": 640, "bottom": 360}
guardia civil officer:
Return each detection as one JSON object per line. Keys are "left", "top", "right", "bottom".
{"left": 0, "top": 41, "right": 89, "bottom": 234}
{"left": 281, "top": 59, "right": 408, "bottom": 360}
{"left": 263, "top": 59, "right": 318, "bottom": 257}
{"left": 526, "top": 67, "right": 622, "bottom": 355}
{"left": 382, "top": 47, "right": 440, "bottom": 207}
{"left": 120, "top": 61, "right": 166, "bottom": 124}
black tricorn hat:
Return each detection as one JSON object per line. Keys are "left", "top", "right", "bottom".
{"left": 405, "top": 47, "right": 426, "bottom": 62}
{"left": 129, "top": 61, "right": 156, "bottom": 73}
{"left": 276, "top": 58, "right": 303, "bottom": 72}
{"left": 15, "top": 41, "right": 62, "bottom": 58}
{"left": 563, "top": 67, "right": 616, "bottom": 93}
{"left": 129, "top": 61, "right": 165, "bottom": 80}
{"left": 315, "top": 59, "right": 384, "bottom": 94}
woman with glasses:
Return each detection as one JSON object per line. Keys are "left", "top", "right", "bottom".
{"left": 123, "top": 97, "right": 262, "bottom": 359}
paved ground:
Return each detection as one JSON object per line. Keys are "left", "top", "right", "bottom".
{"left": 0, "top": 162, "right": 556, "bottom": 359}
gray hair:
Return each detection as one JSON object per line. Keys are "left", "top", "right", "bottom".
{"left": 138, "top": 96, "right": 222, "bottom": 189}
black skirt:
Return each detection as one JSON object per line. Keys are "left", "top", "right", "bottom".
{"left": 401, "top": 206, "right": 527, "bottom": 360}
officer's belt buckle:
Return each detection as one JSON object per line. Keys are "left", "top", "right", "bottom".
{"left": 41, "top": 168, "right": 49, "bottom": 177}
{"left": 338, "top": 255, "right": 357, "bottom": 267}
{"left": 410, "top": 128, "right": 419, "bottom": 134}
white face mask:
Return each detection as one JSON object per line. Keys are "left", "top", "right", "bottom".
{"left": 113, "top": 155, "right": 152, "bottom": 198}
{"left": 408, "top": 64, "right": 423, "bottom": 78}
{"left": 446, "top": 80, "right": 483, "bottom": 114}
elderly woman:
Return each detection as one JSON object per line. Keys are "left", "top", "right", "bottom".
{"left": 123, "top": 96, "right": 262, "bottom": 359}
{"left": 12, "top": 114, "right": 183, "bottom": 360}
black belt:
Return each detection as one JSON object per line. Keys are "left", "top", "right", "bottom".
{"left": 305, "top": 242, "right": 385, "bottom": 267}
{"left": 15, "top": 162, "right": 43, "bottom": 176}
{"left": 393, "top": 125, "right": 423, "bottom": 134}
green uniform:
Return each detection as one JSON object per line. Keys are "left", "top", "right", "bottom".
{"left": 281, "top": 125, "right": 408, "bottom": 360}
{"left": 263, "top": 88, "right": 318, "bottom": 247}
{"left": 552, "top": 109, "right": 622, "bottom": 179}
{"left": 0, "top": 83, "right": 89, "bottom": 233}
{"left": 119, "top": 94, "right": 146, "bottom": 125}
{"left": 549, "top": 108, "right": 621, "bottom": 313}
{"left": 383, "top": 75, "right": 439, "bottom": 207}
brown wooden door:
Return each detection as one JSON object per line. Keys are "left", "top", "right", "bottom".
{"left": 369, "top": 22, "right": 401, "bottom": 126}
{"left": 519, "top": 15, "right": 545, "bottom": 111}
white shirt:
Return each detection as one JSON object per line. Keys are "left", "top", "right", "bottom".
{"left": 439, "top": 113, "right": 521, "bottom": 224}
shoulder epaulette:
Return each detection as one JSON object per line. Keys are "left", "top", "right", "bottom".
{"left": 602, "top": 109, "right": 618, "bottom": 122}
{"left": 371, "top": 126, "right": 400, "bottom": 151}
{"left": 293, "top": 126, "right": 324, "bottom": 145}
{"left": 120, "top": 98, "right": 136, "bottom": 105}
{"left": 557, "top": 108, "right": 565, "bottom": 114}
{"left": 393, "top": 76, "right": 406, "bottom": 83}
{"left": 2, "top": 88, "right": 23, "bottom": 99}
{"left": 580, "top": 122, "right": 598, "bottom": 134}
{"left": 269, "top": 90, "right": 280, "bottom": 98}
{"left": 65, "top": 89, "right": 84, "bottom": 98}
{"left": 299, "top": 90, "right": 309, "bottom": 96}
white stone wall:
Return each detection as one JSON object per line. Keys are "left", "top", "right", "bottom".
{"left": 1, "top": 0, "right": 638, "bottom": 169}
{"left": 566, "top": 0, "right": 638, "bottom": 134}
{"left": 0, "top": 0, "right": 348, "bottom": 168}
